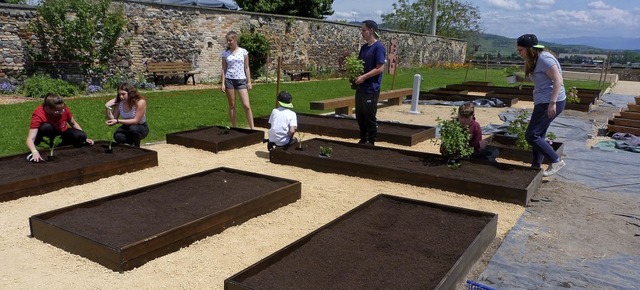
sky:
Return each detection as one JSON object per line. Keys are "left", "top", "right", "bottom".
{"left": 326, "top": 0, "right": 640, "bottom": 40}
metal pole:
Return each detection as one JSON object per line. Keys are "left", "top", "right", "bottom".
{"left": 408, "top": 74, "right": 422, "bottom": 114}
{"left": 430, "top": 0, "right": 438, "bottom": 36}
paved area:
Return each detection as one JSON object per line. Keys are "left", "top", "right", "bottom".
{"left": 476, "top": 81, "right": 640, "bottom": 289}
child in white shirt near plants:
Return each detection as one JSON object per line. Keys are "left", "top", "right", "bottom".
{"left": 266, "top": 91, "right": 298, "bottom": 151}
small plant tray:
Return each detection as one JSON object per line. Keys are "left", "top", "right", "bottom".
{"left": 29, "top": 167, "right": 301, "bottom": 272}
{"left": 166, "top": 126, "right": 264, "bottom": 153}
{"left": 488, "top": 133, "right": 565, "bottom": 163}
{"left": 0, "top": 142, "right": 158, "bottom": 203}
{"left": 270, "top": 138, "right": 542, "bottom": 205}
{"left": 254, "top": 113, "right": 435, "bottom": 146}
{"left": 225, "top": 194, "right": 498, "bottom": 290}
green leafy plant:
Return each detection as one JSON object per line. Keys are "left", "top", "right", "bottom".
{"left": 239, "top": 27, "right": 270, "bottom": 78}
{"left": 21, "top": 74, "right": 79, "bottom": 98}
{"left": 344, "top": 52, "right": 364, "bottom": 88}
{"left": 434, "top": 108, "right": 473, "bottom": 168}
{"left": 27, "top": 0, "right": 127, "bottom": 75}
{"left": 546, "top": 131, "right": 556, "bottom": 145}
{"left": 566, "top": 86, "right": 580, "bottom": 104}
{"left": 40, "top": 135, "right": 63, "bottom": 160}
{"left": 503, "top": 65, "right": 522, "bottom": 77}
{"left": 507, "top": 110, "right": 531, "bottom": 150}
{"left": 319, "top": 146, "right": 332, "bottom": 157}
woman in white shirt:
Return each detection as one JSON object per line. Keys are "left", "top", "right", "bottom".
{"left": 221, "top": 31, "right": 254, "bottom": 129}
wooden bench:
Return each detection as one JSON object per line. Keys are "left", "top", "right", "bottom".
{"left": 147, "top": 62, "right": 200, "bottom": 86}
{"left": 310, "top": 88, "right": 413, "bottom": 115}
{"left": 282, "top": 63, "right": 311, "bottom": 81}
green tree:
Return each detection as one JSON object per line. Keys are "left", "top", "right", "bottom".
{"left": 239, "top": 28, "right": 270, "bottom": 78}
{"left": 235, "top": 0, "right": 334, "bottom": 19}
{"left": 381, "top": 0, "right": 481, "bottom": 39}
{"left": 4, "top": 0, "right": 28, "bottom": 4}
{"left": 28, "top": 0, "right": 127, "bottom": 74}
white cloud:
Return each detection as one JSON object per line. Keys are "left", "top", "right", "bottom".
{"left": 525, "top": 0, "right": 555, "bottom": 9}
{"left": 486, "top": 0, "right": 521, "bottom": 10}
{"left": 588, "top": 1, "right": 611, "bottom": 9}
{"left": 332, "top": 11, "right": 354, "bottom": 19}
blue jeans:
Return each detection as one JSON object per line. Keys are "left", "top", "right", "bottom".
{"left": 525, "top": 101, "right": 565, "bottom": 168}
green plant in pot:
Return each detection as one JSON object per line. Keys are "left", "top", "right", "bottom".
{"left": 319, "top": 146, "right": 333, "bottom": 157}
{"left": 434, "top": 109, "right": 473, "bottom": 168}
{"left": 507, "top": 110, "right": 531, "bottom": 150}
{"left": 546, "top": 131, "right": 557, "bottom": 145}
{"left": 566, "top": 86, "right": 580, "bottom": 104}
{"left": 344, "top": 52, "right": 364, "bottom": 90}
{"left": 503, "top": 65, "right": 522, "bottom": 84}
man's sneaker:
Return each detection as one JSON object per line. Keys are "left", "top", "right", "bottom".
{"left": 543, "top": 160, "right": 566, "bottom": 177}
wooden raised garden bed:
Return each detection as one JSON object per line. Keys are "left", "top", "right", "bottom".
{"left": 0, "top": 142, "right": 158, "bottom": 203}
{"left": 270, "top": 138, "right": 542, "bottom": 206}
{"left": 225, "top": 194, "right": 497, "bottom": 290}
{"left": 417, "top": 91, "right": 519, "bottom": 107}
{"left": 254, "top": 113, "right": 436, "bottom": 146}
{"left": 29, "top": 167, "right": 301, "bottom": 272}
{"left": 166, "top": 126, "right": 264, "bottom": 153}
{"left": 488, "top": 133, "right": 565, "bottom": 164}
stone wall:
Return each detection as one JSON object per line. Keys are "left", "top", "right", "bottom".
{"left": 0, "top": 1, "right": 467, "bottom": 84}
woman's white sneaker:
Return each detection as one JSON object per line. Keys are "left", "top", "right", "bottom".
{"left": 543, "top": 160, "right": 566, "bottom": 177}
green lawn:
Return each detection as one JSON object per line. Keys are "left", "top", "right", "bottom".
{"left": 0, "top": 67, "right": 605, "bottom": 157}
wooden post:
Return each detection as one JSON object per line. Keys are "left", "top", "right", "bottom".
{"left": 484, "top": 54, "right": 489, "bottom": 81}
{"left": 388, "top": 38, "right": 398, "bottom": 90}
{"left": 464, "top": 58, "right": 471, "bottom": 82}
{"left": 276, "top": 56, "right": 282, "bottom": 108}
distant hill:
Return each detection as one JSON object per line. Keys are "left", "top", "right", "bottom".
{"left": 546, "top": 37, "right": 640, "bottom": 51}
{"left": 471, "top": 33, "right": 640, "bottom": 59}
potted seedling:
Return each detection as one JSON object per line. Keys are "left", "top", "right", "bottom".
{"left": 506, "top": 110, "right": 530, "bottom": 150}
{"left": 546, "top": 131, "right": 557, "bottom": 145}
{"left": 434, "top": 109, "right": 473, "bottom": 168}
{"left": 41, "top": 136, "right": 63, "bottom": 161}
{"left": 319, "top": 146, "right": 333, "bottom": 158}
{"left": 503, "top": 65, "right": 522, "bottom": 84}
{"left": 344, "top": 52, "right": 364, "bottom": 90}
{"left": 566, "top": 87, "right": 580, "bottom": 104}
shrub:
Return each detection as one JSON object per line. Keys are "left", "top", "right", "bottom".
{"left": 434, "top": 108, "right": 473, "bottom": 166}
{"left": 28, "top": 0, "right": 127, "bottom": 75}
{"left": 503, "top": 65, "right": 521, "bottom": 77}
{"left": 21, "top": 74, "right": 79, "bottom": 98}
{"left": 239, "top": 27, "right": 270, "bottom": 78}
{"left": 344, "top": 52, "right": 364, "bottom": 82}
{"left": 507, "top": 110, "right": 530, "bottom": 150}
{"left": 566, "top": 87, "right": 580, "bottom": 104}
{"left": 0, "top": 82, "right": 18, "bottom": 94}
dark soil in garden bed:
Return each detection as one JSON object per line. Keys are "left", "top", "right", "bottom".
{"left": 254, "top": 113, "right": 435, "bottom": 146}
{"left": 273, "top": 138, "right": 542, "bottom": 205}
{"left": 0, "top": 142, "right": 157, "bottom": 202}
{"left": 42, "top": 170, "right": 294, "bottom": 248}
{"left": 166, "top": 126, "right": 264, "bottom": 153}
{"left": 291, "top": 139, "right": 535, "bottom": 189}
{"left": 0, "top": 143, "right": 151, "bottom": 184}
{"left": 30, "top": 167, "right": 301, "bottom": 272}
{"left": 227, "top": 194, "right": 497, "bottom": 289}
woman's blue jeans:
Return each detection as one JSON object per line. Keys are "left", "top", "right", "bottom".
{"left": 525, "top": 100, "right": 565, "bottom": 168}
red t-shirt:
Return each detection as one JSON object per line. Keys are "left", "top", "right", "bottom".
{"left": 30, "top": 105, "right": 73, "bottom": 132}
